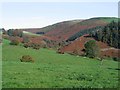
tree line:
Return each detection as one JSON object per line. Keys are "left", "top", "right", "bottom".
{"left": 91, "top": 21, "right": 120, "bottom": 49}
{"left": 67, "top": 26, "right": 103, "bottom": 42}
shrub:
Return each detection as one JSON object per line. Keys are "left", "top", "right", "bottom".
{"left": 32, "top": 43, "right": 40, "bottom": 50}
{"left": 113, "top": 57, "right": 120, "bottom": 62}
{"left": 23, "top": 43, "right": 29, "bottom": 48}
{"left": 10, "top": 38, "right": 20, "bottom": 45}
{"left": 2, "top": 35, "right": 9, "bottom": 40}
{"left": 84, "top": 40, "right": 100, "bottom": 58}
{"left": 22, "top": 36, "right": 30, "bottom": 43}
{"left": 23, "top": 42, "right": 41, "bottom": 50}
{"left": 57, "top": 50, "right": 64, "bottom": 54}
{"left": 7, "top": 29, "right": 23, "bottom": 37}
{"left": 57, "top": 49, "right": 64, "bottom": 54}
{"left": 40, "top": 41, "right": 47, "bottom": 48}
{"left": 20, "top": 55, "right": 34, "bottom": 63}
{"left": 23, "top": 43, "right": 31, "bottom": 48}
{"left": 33, "top": 45, "right": 40, "bottom": 50}
{"left": 7, "top": 29, "right": 14, "bottom": 36}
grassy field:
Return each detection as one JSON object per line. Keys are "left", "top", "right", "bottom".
{"left": 2, "top": 39, "right": 119, "bottom": 88}
{"left": 23, "top": 31, "right": 41, "bottom": 36}
{"left": 102, "top": 18, "right": 119, "bottom": 23}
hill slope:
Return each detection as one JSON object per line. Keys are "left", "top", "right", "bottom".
{"left": 2, "top": 39, "right": 119, "bottom": 88}
{"left": 19, "top": 17, "right": 118, "bottom": 41}
{"left": 59, "top": 34, "right": 120, "bottom": 58}
{"left": 19, "top": 20, "right": 82, "bottom": 35}
{"left": 44, "top": 17, "right": 118, "bottom": 41}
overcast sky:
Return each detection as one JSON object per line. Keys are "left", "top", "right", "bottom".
{"left": 1, "top": 1, "right": 118, "bottom": 29}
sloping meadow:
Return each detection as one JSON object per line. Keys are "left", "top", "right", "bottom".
{"left": 2, "top": 39, "right": 119, "bottom": 88}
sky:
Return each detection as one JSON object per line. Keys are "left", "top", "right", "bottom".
{"left": 0, "top": 1, "right": 118, "bottom": 29}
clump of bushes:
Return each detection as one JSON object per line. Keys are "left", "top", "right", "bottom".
{"left": 20, "top": 55, "right": 34, "bottom": 63}
{"left": 2, "top": 35, "right": 9, "bottom": 40}
{"left": 40, "top": 41, "right": 47, "bottom": 48}
{"left": 57, "top": 48, "right": 64, "bottom": 54}
{"left": 32, "top": 43, "right": 41, "bottom": 50}
{"left": 113, "top": 57, "right": 120, "bottom": 62}
{"left": 84, "top": 40, "right": 100, "bottom": 58}
{"left": 23, "top": 42, "right": 31, "bottom": 48}
{"left": 22, "top": 36, "right": 30, "bottom": 43}
{"left": 10, "top": 38, "right": 20, "bottom": 45}
{"left": 23, "top": 42, "right": 40, "bottom": 50}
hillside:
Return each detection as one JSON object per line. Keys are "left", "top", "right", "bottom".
{"left": 2, "top": 17, "right": 120, "bottom": 88}
{"left": 3, "top": 17, "right": 119, "bottom": 58}
{"left": 59, "top": 34, "right": 120, "bottom": 58}
{"left": 2, "top": 39, "right": 119, "bottom": 88}
{"left": 18, "top": 17, "right": 118, "bottom": 41}
{"left": 18, "top": 20, "right": 82, "bottom": 35}
{"left": 44, "top": 17, "right": 118, "bottom": 41}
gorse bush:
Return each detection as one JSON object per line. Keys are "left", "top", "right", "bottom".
{"left": 32, "top": 43, "right": 41, "bottom": 50}
{"left": 84, "top": 40, "right": 100, "bottom": 58}
{"left": 57, "top": 49, "right": 64, "bottom": 54}
{"left": 23, "top": 43, "right": 31, "bottom": 48}
{"left": 112, "top": 57, "right": 120, "bottom": 62}
{"left": 20, "top": 55, "right": 34, "bottom": 63}
{"left": 2, "top": 35, "right": 9, "bottom": 40}
{"left": 23, "top": 42, "right": 40, "bottom": 50}
{"left": 22, "top": 36, "right": 30, "bottom": 43}
{"left": 10, "top": 38, "right": 20, "bottom": 45}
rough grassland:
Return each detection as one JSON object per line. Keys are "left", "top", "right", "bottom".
{"left": 2, "top": 39, "right": 119, "bottom": 88}
{"left": 23, "top": 31, "right": 41, "bottom": 36}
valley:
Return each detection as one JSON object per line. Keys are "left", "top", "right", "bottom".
{"left": 1, "top": 17, "right": 120, "bottom": 88}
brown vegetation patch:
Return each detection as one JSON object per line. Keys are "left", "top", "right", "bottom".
{"left": 59, "top": 34, "right": 119, "bottom": 58}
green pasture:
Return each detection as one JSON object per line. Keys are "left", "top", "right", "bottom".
{"left": 2, "top": 39, "right": 119, "bottom": 88}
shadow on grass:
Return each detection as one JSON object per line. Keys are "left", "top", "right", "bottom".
{"left": 107, "top": 68, "right": 120, "bottom": 71}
